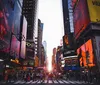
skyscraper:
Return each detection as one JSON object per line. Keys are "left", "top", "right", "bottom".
{"left": 37, "top": 19, "right": 43, "bottom": 66}
{"left": 42, "top": 41, "right": 47, "bottom": 60}
{"left": 22, "top": 0, "right": 39, "bottom": 59}
{"left": 62, "top": 0, "right": 76, "bottom": 57}
{"left": 22, "top": 0, "right": 38, "bottom": 40}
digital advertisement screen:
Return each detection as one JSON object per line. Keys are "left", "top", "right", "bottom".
{"left": 0, "top": 0, "right": 15, "bottom": 53}
{"left": 12, "top": 1, "right": 22, "bottom": 39}
{"left": 65, "top": 57, "right": 78, "bottom": 66}
{"left": 10, "top": 35, "right": 20, "bottom": 58}
{"left": 20, "top": 16, "right": 27, "bottom": 59}
{"left": 77, "top": 39, "right": 95, "bottom": 67}
{"left": 87, "top": 0, "right": 100, "bottom": 23}
{"left": 73, "top": 0, "right": 90, "bottom": 39}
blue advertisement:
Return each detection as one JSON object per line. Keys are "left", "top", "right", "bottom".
{"left": 13, "top": 0, "right": 22, "bottom": 39}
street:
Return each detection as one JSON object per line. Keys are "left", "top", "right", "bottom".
{"left": 0, "top": 79, "right": 98, "bottom": 85}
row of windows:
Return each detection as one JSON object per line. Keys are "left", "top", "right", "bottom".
{"left": 23, "top": 11, "right": 32, "bottom": 13}
{"left": 23, "top": 7, "right": 33, "bottom": 10}
{"left": 23, "top": 4, "right": 33, "bottom": 7}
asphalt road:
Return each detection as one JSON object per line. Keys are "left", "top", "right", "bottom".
{"left": 0, "top": 79, "right": 99, "bottom": 85}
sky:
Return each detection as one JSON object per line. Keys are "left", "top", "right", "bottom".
{"left": 38, "top": 0, "right": 64, "bottom": 58}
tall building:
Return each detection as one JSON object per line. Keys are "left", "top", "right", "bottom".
{"left": 41, "top": 45, "right": 45, "bottom": 67}
{"left": 37, "top": 19, "right": 43, "bottom": 66}
{"left": 22, "top": 0, "right": 38, "bottom": 39}
{"left": 22, "top": 0, "right": 39, "bottom": 59}
{"left": 0, "top": 0, "right": 24, "bottom": 73}
{"left": 42, "top": 41, "right": 47, "bottom": 61}
{"left": 62, "top": 0, "right": 76, "bottom": 57}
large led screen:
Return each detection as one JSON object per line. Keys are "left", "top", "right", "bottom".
{"left": 0, "top": 0, "right": 15, "bottom": 53}
{"left": 73, "top": 0, "right": 90, "bottom": 39}
{"left": 87, "top": 0, "right": 100, "bottom": 23}
{"left": 12, "top": 1, "right": 22, "bottom": 39}
{"left": 65, "top": 57, "right": 78, "bottom": 66}
{"left": 20, "top": 16, "right": 27, "bottom": 59}
{"left": 77, "top": 39, "right": 95, "bottom": 67}
{"left": 10, "top": 35, "right": 20, "bottom": 58}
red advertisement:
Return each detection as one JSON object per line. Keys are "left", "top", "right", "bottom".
{"left": 77, "top": 39, "right": 95, "bottom": 67}
{"left": 10, "top": 35, "right": 20, "bottom": 58}
{"left": 0, "top": 0, "right": 15, "bottom": 53}
{"left": 73, "top": 0, "right": 90, "bottom": 39}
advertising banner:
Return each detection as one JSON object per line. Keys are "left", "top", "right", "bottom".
{"left": 65, "top": 57, "right": 78, "bottom": 66}
{"left": 73, "top": 0, "right": 90, "bottom": 39}
{"left": 12, "top": 1, "right": 22, "bottom": 39}
{"left": 35, "top": 56, "right": 39, "bottom": 67}
{"left": 20, "top": 16, "right": 27, "bottom": 59}
{"left": 95, "top": 36, "right": 100, "bottom": 71}
{"left": 23, "top": 60, "right": 34, "bottom": 67}
{"left": 77, "top": 39, "right": 95, "bottom": 67}
{"left": 87, "top": 0, "right": 100, "bottom": 23}
{"left": 10, "top": 35, "right": 20, "bottom": 58}
{"left": 0, "top": 0, "right": 15, "bottom": 53}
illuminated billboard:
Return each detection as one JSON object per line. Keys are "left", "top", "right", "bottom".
{"left": 65, "top": 57, "right": 78, "bottom": 66}
{"left": 63, "top": 35, "right": 69, "bottom": 46}
{"left": 20, "top": 16, "right": 27, "bottom": 59}
{"left": 73, "top": 0, "right": 90, "bottom": 39}
{"left": 12, "top": 1, "right": 22, "bottom": 39}
{"left": 87, "top": 0, "right": 100, "bottom": 23}
{"left": 77, "top": 39, "right": 95, "bottom": 67}
{"left": 0, "top": 0, "right": 15, "bottom": 53}
{"left": 10, "top": 35, "right": 20, "bottom": 58}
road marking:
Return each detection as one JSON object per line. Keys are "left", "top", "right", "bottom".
{"left": 58, "top": 80, "right": 64, "bottom": 83}
{"left": 31, "top": 80, "right": 38, "bottom": 84}
{"left": 48, "top": 80, "right": 52, "bottom": 83}
{"left": 62, "top": 80, "right": 69, "bottom": 84}
{"left": 43, "top": 80, "right": 47, "bottom": 83}
{"left": 53, "top": 80, "right": 58, "bottom": 83}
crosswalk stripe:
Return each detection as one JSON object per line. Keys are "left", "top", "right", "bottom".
{"left": 75, "top": 81, "right": 83, "bottom": 84}
{"left": 53, "top": 80, "right": 58, "bottom": 83}
{"left": 31, "top": 80, "right": 38, "bottom": 84}
{"left": 14, "top": 81, "right": 21, "bottom": 84}
{"left": 13, "top": 80, "right": 88, "bottom": 84}
{"left": 62, "top": 80, "right": 69, "bottom": 84}
{"left": 37, "top": 80, "right": 42, "bottom": 83}
{"left": 19, "top": 81, "right": 25, "bottom": 84}
{"left": 26, "top": 81, "right": 32, "bottom": 84}
{"left": 68, "top": 81, "right": 76, "bottom": 84}
{"left": 43, "top": 80, "right": 47, "bottom": 83}
{"left": 58, "top": 80, "right": 64, "bottom": 84}
{"left": 48, "top": 80, "right": 52, "bottom": 83}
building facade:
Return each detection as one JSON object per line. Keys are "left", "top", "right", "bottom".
{"left": 37, "top": 19, "right": 43, "bottom": 66}
{"left": 62, "top": 0, "right": 76, "bottom": 57}
{"left": 22, "top": 0, "right": 39, "bottom": 59}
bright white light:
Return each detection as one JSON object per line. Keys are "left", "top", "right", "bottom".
{"left": 0, "top": 59, "right": 4, "bottom": 61}
{"left": 47, "top": 57, "right": 52, "bottom": 72}
{"left": 61, "top": 60, "right": 65, "bottom": 64}
{"left": 6, "top": 65, "right": 9, "bottom": 67}
{"left": 38, "top": 0, "right": 64, "bottom": 57}
{"left": 61, "top": 64, "right": 65, "bottom": 67}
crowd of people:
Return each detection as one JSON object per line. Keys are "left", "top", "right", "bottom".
{"left": 0, "top": 69, "right": 46, "bottom": 82}
{"left": 63, "top": 69, "right": 100, "bottom": 84}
